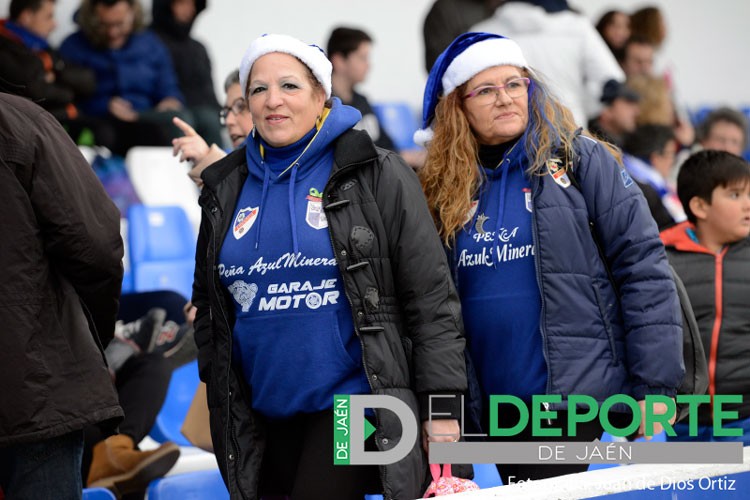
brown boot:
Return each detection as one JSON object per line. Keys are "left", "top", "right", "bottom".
{"left": 87, "top": 434, "right": 180, "bottom": 497}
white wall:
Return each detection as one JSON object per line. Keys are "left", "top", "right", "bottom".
{"left": 3, "top": 0, "right": 749, "bottom": 113}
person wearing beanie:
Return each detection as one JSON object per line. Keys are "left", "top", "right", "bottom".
{"left": 417, "top": 32, "right": 684, "bottom": 483}
{"left": 192, "top": 33, "right": 467, "bottom": 500}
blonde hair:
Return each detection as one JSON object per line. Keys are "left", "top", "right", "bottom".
{"left": 627, "top": 74, "right": 673, "bottom": 126}
{"left": 420, "top": 69, "right": 597, "bottom": 246}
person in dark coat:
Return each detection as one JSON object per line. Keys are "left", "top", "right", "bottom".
{"left": 0, "top": 91, "right": 124, "bottom": 500}
{"left": 417, "top": 32, "right": 683, "bottom": 484}
{"left": 151, "top": 0, "right": 223, "bottom": 147}
{"left": 192, "top": 33, "right": 468, "bottom": 500}
{"left": 0, "top": 0, "right": 109, "bottom": 146}
{"left": 59, "top": 0, "right": 188, "bottom": 156}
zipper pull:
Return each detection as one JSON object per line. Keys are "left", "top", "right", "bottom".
{"left": 542, "top": 401, "right": 551, "bottom": 426}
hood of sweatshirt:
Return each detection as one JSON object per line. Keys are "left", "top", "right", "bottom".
{"left": 243, "top": 97, "right": 361, "bottom": 253}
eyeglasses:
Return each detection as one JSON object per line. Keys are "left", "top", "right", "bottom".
{"left": 219, "top": 98, "right": 248, "bottom": 125}
{"left": 463, "top": 78, "right": 531, "bottom": 104}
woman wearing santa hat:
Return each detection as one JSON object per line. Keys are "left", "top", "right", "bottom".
{"left": 417, "top": 32, "right": 684, "bottom": 483}
{"left": 192, "top": 33, "right": 467, "bottom": 499}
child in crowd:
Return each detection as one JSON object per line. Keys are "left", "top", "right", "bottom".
{"left": 660, "top": 150, "right": 750, "bottom": 444}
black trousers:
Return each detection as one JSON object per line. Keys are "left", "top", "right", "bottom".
{"left": 258, "top": 411, "right": 381, "bottom": 500}
{"left": 81, "top": 353, "right": 173, "bottom": 478}
{"left": 483, "top": 402, "right": 629, "bottom": 485}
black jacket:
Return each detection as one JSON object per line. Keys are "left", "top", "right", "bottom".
{"left": 0, "top": 20, "right": 95, "bottom": 120}
{"left": 0, "top": 93, "right": 124, "bottom": 445}
{"left": 151, "top": 0, "right": 219, "bottom": 109}
{"left": 193, "top": 129, "right": 467, "bottom": 500}
{"left": 662, "top": 222, "right": 750, "bottom": 424}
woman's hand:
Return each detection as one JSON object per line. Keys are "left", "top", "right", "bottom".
{"left": 421, "top": 419, "right": 460, "bottom": 454}
{"left": 634, "top": 398, "right": 676, "bottom": 440}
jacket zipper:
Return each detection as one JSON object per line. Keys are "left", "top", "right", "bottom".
{"left": 530, "top": 176, "right": 552, "bottom": 399}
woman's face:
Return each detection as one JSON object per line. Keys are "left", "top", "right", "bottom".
{"left": 603, "top": 12, "right": 630, "bottom": 50}
{"left": 224, "top": 83, "right": 253, "bottom": 147}
{"left": 461, "top": 65, "right": 529, "bottom": 146}
{"left": 247, "top": 53, "right": 326, "bottom": 148}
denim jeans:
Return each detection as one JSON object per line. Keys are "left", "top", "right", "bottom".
{"left": 669, "top": 415, "right": 750, "bottom": 445}
{"left": 0, "top": 429, "right": 84, "bottom": 500}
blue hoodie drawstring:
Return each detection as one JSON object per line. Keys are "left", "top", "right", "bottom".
{"left": 254, "top": 165, "right": 271, "bottom": 250}
{"left": 288, "top": 163, "right": 300, "bottom": 255}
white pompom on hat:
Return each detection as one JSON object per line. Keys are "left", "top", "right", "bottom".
{"left": 239, "top": 34, "right": 332, "bottom": 99}
{"left": 414, "top": 32, "right": 529, "bottom": 146}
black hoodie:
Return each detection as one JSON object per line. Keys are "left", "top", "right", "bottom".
{"left": 151, "top": 0, "right": 218, "bottom": 108}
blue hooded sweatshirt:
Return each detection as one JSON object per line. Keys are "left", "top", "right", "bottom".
{"left": 455, "top": 143, "right": 547, "bottom": 401}
{"left": 218, "top": 99, "right": 370, "bottom": 418}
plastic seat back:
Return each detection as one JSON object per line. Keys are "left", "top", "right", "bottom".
{"left": 147, "top": 469, "right": 229, "bottom": 500}
{"left": 372, "top": 102, "right": 420, "bottom": 151}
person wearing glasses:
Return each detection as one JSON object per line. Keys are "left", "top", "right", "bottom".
{"left": 192, "top": 33, "right": 467, "bottom": 499}
{"left": 416, "top": 32, "right": 684, "bottom": 484}
{"left": 172, "top": 69, "right": 253, "bottom": 187}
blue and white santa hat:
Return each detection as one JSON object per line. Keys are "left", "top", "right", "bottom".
{"left": 239, "top": 34, "right": 332, "bottom": 100}
{"left": 414, "top": 32, "right": 529, "bottom": 146}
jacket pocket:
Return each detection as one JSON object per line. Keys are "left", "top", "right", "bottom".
{"left": 591, "top": 281, "right": 619, "bottom": 366}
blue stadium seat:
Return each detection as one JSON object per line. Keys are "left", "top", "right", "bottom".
{"left": 147, "top": 469, "right": 229, "bottom": 500}
{"left": 82, "top": 488, "right": 116, "bottom": 500}
{"left": 688, "top": 106, "right": 714, "bottom": 128}
{"left": 150, "top": 359, "right": 200, "bottom": 446}
{"left": 372, "top": 102, "right": 421, "bottom": 151}
{"left": 472, "top": 462, "right": 503, "bottom": 488}
{"left": 127, "top": 204, "right": 196, "bottom": 299}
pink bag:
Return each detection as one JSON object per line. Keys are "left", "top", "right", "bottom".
{"left": 423, "top": 464, "right": 481, "bottom": 497}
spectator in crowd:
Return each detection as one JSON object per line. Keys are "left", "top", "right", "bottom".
{"left": 595, "top": 9, "right": 630, "bottom": 58}
{"left": 82, "top": 297, "right": 196, "bottom": 497}
{"left": 327, "top": 27, "right": 427, "bottom": 168}
{"left": 416, "top": 32, "right": 682, "bottom": 484}
{"left": 327, "top": 27, "right": 395, "bottom": 152}
{"left": 0, "top": 91, "right": 124, "bottom": 499}
{"left": 172, "top": 69, "right": 254, "bottom": 187}
{"left": 59, "top": 0, "right": 187, "bottom": 156}
{"left": 661, "top": 150, "right": 750, "bottom": 445}
{"left": 151, "top": 0, "right": 223, "bottom": 147}
{"left": 192, "top": 33, "right": 467, "bottom": 499}
{"left": 587, "top": 78, "right": 640, "bottom": 147}
{"left": 422, "top": 0, "right": 504, "bottom": 72}
{"left": 471, "top": 0, "right": 625, "bottom": 126}
{"left": 0, "top": 0, "right": 103, "bottom": 143}
{"left": 618, "top": 36, "right": 655, "bottom": 78}
{"left": 622, "top": 124, "right": 685, "bottom": 229}
{"left": 671, "top": 107, "right": 749, "bottom": 184}
{"left": 697, "top": 107, "right": 748, "bottom": 157}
